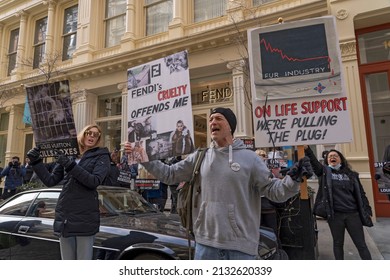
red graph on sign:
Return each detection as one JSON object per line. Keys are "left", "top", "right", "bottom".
{"left": 260, "top": 38, "right": 331, "bottom": 64}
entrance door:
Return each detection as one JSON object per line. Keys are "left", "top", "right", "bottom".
{"left": 361, "top": 69, "right": 390, "bottom": 217}
{"left": 193, "top": 110, "right": 209, "bottom": 149}
{"left": 357, "top": 23, "right": 390, "bottom": 217}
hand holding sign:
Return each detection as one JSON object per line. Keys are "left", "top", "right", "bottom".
{"left": 27, "top": 146, "right": 42, "bottom": 165}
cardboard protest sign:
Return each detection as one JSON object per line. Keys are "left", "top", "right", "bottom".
{"left": 374, "top": 162, "right": 390, "bottom": 194}
{"left": 248, "top": 16, "right": 353, "bottom": 147}
{"left": 25, "top": 80, "right": 79, "bottom": 157}
{"left": 126, "top": 50, "right": 194, "bottom": 164}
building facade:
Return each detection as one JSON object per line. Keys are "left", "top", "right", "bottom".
{"left": 0, "top": 0, "right": 389, "bottom": 217}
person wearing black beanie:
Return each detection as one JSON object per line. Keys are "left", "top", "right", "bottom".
{"left": 124, "top": 107, "right": 313, "bottom": 260}
{"left": 210, "top": 107, "right": 237, "bottom": 135}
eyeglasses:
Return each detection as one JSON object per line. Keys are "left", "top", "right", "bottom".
{"left": 260, "top": 154, "right": 266, "bottom": 157}
{"left": 85, "top": 130, "right": 101, "bottom": 138}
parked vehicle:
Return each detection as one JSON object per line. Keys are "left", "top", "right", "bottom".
{"left": 0, "top": 185, "right": 283, "bottom": 260}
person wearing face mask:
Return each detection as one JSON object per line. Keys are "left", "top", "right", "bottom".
{"left": 125, "top": 107, "right": 313, "bottom": 260}
{"left": 304, "top": 145, "right": 373, "bottom": 260}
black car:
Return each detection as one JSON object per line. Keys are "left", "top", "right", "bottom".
{"left": 0, "top": 186, "right": 285, "bottom": 260}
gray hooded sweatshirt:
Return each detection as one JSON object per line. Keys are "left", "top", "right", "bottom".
{"left": 141, "top": 138, "right": 300, "bottom": 256}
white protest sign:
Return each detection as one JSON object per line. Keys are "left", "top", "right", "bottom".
{"left": 127, "top": 50, "right": 194, "bottom": 164}
{"left": 248, "top": 16, "right": 353, "bottom": 147}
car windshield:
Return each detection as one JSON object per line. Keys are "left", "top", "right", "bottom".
{"left": 97, "top": 188, "right": 157, "bottom": 216}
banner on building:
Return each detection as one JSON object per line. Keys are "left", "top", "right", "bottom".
{"left": 126, "top": 50, "right": 194, "bottom": 164}
{"left": 23, "top": 95, "right": 32, "bottom": 125}
{"left": 25, "top": 80, "right": 79, "bottom": 157}
{"left": 248, "top": 16, "right": 353, "bottom": 147}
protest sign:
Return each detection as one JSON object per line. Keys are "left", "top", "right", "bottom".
{"left": 25, "top": 80, "right": 79, "bottom": 157}
{"left": 248, "top": 16, "right": 353, "bottom": 147}
{"left": 374, "top": 161, "right": 390, "bottom": 194}
{"left": 126, "top": 50, "right": 194, "bottom": 164}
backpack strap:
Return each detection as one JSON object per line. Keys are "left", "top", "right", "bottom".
{"left": 191, "top": 148, "right": 207, "bottom": 209}
{"left": 186, "top": 148, "right": 207, "bottom": 259}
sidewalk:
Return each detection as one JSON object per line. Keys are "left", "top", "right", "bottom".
{"left": 316, "top": 217, "right": 389, "bottom": 260}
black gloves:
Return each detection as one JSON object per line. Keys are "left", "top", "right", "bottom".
{"left": 287, "top": 156, "right": 313, "bottom": 182}
{"left": 55, "top": 150, "right": 76, "bottom": 172}
{"left": 27, "top": 147, "right": 42, "bottom": 165}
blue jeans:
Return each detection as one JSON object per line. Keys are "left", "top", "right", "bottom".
{"left": 194, "top": 243, "right": 257, "bottom": 260}
{"left": 60, "top": 235, "right": 95, "bottom": 260}
{"left": 327, "top": 212, "right": 371, "bottom": 260}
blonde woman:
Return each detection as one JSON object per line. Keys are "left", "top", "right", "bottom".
{"left": 27, "top": 124, "right": 111, "bottom": 260}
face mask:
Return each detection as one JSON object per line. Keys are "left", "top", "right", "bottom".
{"left": 329, "top": 164, "right": 341, "bottom": 170}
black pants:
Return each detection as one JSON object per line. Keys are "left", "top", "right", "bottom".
{"left": 327, "top": 211, "right": 371, "bottom": 260}
{"left": 169, "top": 185, "right": 178, "bottom": 214}
{"left": 2, "top": 189, "right": 16, "bottom": 200}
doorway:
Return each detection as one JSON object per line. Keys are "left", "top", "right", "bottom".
{"left": 357, "top": 23, "right": 390, "bottom": 217}
{"left": 193, "top": 110, "right": 209, "bottom": 149}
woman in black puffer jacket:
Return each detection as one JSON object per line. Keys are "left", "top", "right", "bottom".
{"left": 27, "top": 124, "right": 110, "bottom": 260}
{"left": 305, "top": 146, "right": 373, "bottom": 260}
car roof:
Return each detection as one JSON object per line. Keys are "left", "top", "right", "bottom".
{"left": 20, "top": 185, "right": 130, "bottom": 194}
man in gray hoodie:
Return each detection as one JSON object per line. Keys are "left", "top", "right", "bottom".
{"left": 124, "top": 107, "right": 312, "bottom": 260}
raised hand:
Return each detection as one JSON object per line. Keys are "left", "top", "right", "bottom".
{"left": 27, "top": 147, "right": 42, "bottom": 165}
{"left": 287, "top": 156, "right": 313, "bottom": 182}
{"left": 55, "top": 150, "right": 76, "bottom": 171}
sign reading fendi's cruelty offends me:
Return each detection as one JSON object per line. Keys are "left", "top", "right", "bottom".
{"left": 248, "top": 16, "right": 353, "bottom": 147}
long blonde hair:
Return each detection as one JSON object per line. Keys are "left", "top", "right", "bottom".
{"left": 77, "top": 124, "right": 103, "bottom": 154}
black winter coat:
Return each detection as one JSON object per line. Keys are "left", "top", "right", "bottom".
{"left": 32, "top": 147, "right": 111, "bottom": 237}
{"left": 305, "top": 147, "right": 373, "bottom": 227}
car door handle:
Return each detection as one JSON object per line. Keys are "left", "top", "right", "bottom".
{"left": 18, "top": 225, "right": 30, "bottom": 234}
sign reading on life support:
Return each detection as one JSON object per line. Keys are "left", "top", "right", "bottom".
{"left": 126, "top": 50, "right": 194, "bottom": 164}
{"left": 248, "top": 16, "right": 353, "bottom": 147}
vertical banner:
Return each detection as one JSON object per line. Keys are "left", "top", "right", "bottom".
{"left": 374, "top": 161, "right": 390, "bottom": 194}
{"left": 25, "top": 80, "right": 79, "bottom": 157}
{"left": 248, "top": 16, "right": 353, "bottom": 147}
{"left": 126, "top": 50, "right": 194, "bottom": 164}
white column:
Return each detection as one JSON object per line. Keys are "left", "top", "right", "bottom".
{"left": 71, "top": 89, "right": 97, "bottom": 132}
{"left": 118, "top": 82, "right": 128, "bottom": 148}
{"left": 227, "top": 60, "right": 253, "bottom": 138}
{"left": 14, "top": 10, "right": 28, "bottom": 75}
{"left": 169, "top": 0, "right": 184, "bottom": 39}
{"left": 122, "top": 0, "right": 136, "bottom": 49}
{"left": 43, "top": 0, "right": 57, "bottom": 55}
{"left": 4, "top": 105, "right": 24, "bottom": 161}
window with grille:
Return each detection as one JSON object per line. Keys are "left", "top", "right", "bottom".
{"left": 33, "top": 17, "right": 47, "bottom": 69}
{"left": 194, "top": 0, "right": 227, "bottom": 23}
{"left": 62, "top": 5, "right": 78, "bottom": 60}
{"left": 105, "top": 0, "right": 126, "bottom": 47}
{"left": 253, "top": 0, "right": 278, "bottom": 6}
{"left": 145, "top": 0, "right": 173, "bottom": 36}
{"left": 7, "top": 28, "right": 19, "bottom": 76}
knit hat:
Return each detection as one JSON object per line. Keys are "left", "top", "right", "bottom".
{"left": 210, "top": 107, "right": 237, "bottom": 135}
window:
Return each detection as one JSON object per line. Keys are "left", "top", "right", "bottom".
{"left": 145, "top": 0, "right": 173, "bottom": 36}
{"left": 97, "top": 94, "right": 122, "bottom": 151}
{"left": 33, "top": 17, "right": 48, "bottom": 69}
{"left": 105, "top": 0, "right": 126, "bottom": 47}
{"left": 358, "top": 28, "right": 390, "bottom": 64}
{"left": 98, "top": 95, "right": 122, "bottom": 117}
{"left": 7, "top": 28, "right": 19, "bottom": 76}
{"left": 0, "top": 192, "right": 37, "bottom": 216}
{"left": 28, "top": 192, "right": 60, "bottom": 219}
{"left": 194, "top": 0, "right": 227, "bottom": 22}
{"left": 253, "top": 0, "right": 277, "bottom": 6}
{"left": 62, "top": 5, "right": 78, "bottom": 60}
